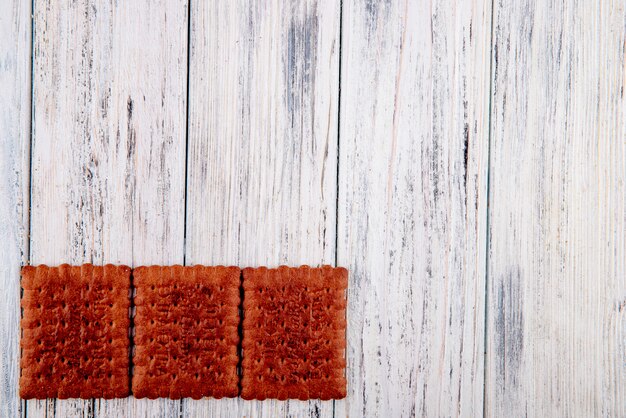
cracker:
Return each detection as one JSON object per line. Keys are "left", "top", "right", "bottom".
{"left": 20, "top": 264, "right": 131, "bottom": 399}
{"left": 132, "top": 265, "right": 240, "bottom": 399}
{"left": 241, "top": 265, "right": 348, "bottom": 400}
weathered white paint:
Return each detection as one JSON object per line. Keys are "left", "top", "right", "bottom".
{"left": 2, "top": 0, "right": 626, "bottom": 417}
{"left": 30, "top": 0, "right": 188, "bottom": 417}
{"left": 485, "top": 1, "right": 626, "bottom": 416}
{"left": 337, "top": 0, "right": 491, "bottom": 416}
{"left": 0, "top": 0, "right": 31, "bottom": 417}
{"left": 185, "top": 0, "right": 340, "bottom": 416}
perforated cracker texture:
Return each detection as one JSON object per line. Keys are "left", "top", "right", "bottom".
{"left": 132, "top": 265, "right": 240, "bottom": 399}
{"left": 20, "top": 264, "right": 131, "bottom": 399}
{"left": 241, "top": 265, "right": 348, "bottom": 400}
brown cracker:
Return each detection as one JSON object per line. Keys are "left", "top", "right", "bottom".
{"left": 132, "top": 265, "right": 240, "bottom": 399}
{"left": 20, "top": 264, "right": 131, "bottom": 399}
{"left": 241, "top": 265, "right": 348, "bottom": 400}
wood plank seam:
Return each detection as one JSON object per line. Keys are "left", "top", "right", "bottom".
{"left": 333, "top": 1, "right": 345, "bottom": 417}
{"left": 179, "top": 0, "right": 192, "bottom": 414}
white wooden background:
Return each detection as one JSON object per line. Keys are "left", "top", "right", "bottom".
{"left": 0, "top": 0, "right": 624, "bottom": 417}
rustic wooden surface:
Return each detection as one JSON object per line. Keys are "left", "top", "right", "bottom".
{"left": 0, "top": 0, "right": 31, "bottom": 417}
{"left": 337, "top": 0, "right": 491, "bottom": 416}
{"left": 28, "top": 0, "right": 188, "bottom": 417}
{"left": 0, "top": 0, "right": 624, "bottom": 417}
{"left": 184, "top": 0, "right": 339, "bottom": 417}
{"left": 485, "top": 0, "right": 626, "bottom": 416}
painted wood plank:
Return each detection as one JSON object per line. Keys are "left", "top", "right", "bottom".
{"left": 30, "top": 0, "right": 188, "bottom": 416}
{"left": 0, "top": 0, "right": 31, "bottom": 417}
{"left": 336, "top": 0, "right": 492, "bottom": 416}
{"left": 185, "top": 0, "right": 340, "bottom": 416}
{"left": 485, "top": 1, "right": 626, "bottom": 416}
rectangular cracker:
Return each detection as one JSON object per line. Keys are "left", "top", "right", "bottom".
{"left": 241, "top": 265, "right": 348, "bottom": 400}
{"left": 20, "top": 264, "right": 131, "bottom": 399}
{"left": 132, "top": 265, "right": 240, "bottom": 399}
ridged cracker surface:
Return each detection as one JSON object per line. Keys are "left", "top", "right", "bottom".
{"left": 242, "top": 265, "right": 348, "bottom": 400}
{"left": 20, "top": 264, "right": 131, "bottom": 399}
{"left": 132, "top": 265, "right": 240, "bottom": 399}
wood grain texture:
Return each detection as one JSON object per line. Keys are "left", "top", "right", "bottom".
{"left": 486, "top": 0, "right": 626, "bottom": 416}
{"left": 185, "top": 0, "right": 339, "bottom": 416}
{"left": 0, "top": 0, "right": 31, "bottom": 417}
{"left": 30, "top": 0, "right": 188, "bottom": 416}
{"left": 337, "top": 0, "right": 491, "bottom": 416}
{"left": 1, "top": 0, "right": 624, "bottom": 416}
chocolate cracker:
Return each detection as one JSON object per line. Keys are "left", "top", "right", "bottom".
{"left": 132, "top": 265, "right": 240, "bottom": 399}
{"left": 20, "top": 264, "right": 131, "bottom": 399}
{"left": 241, "top": 265, "right": 348, "bottom": 400}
